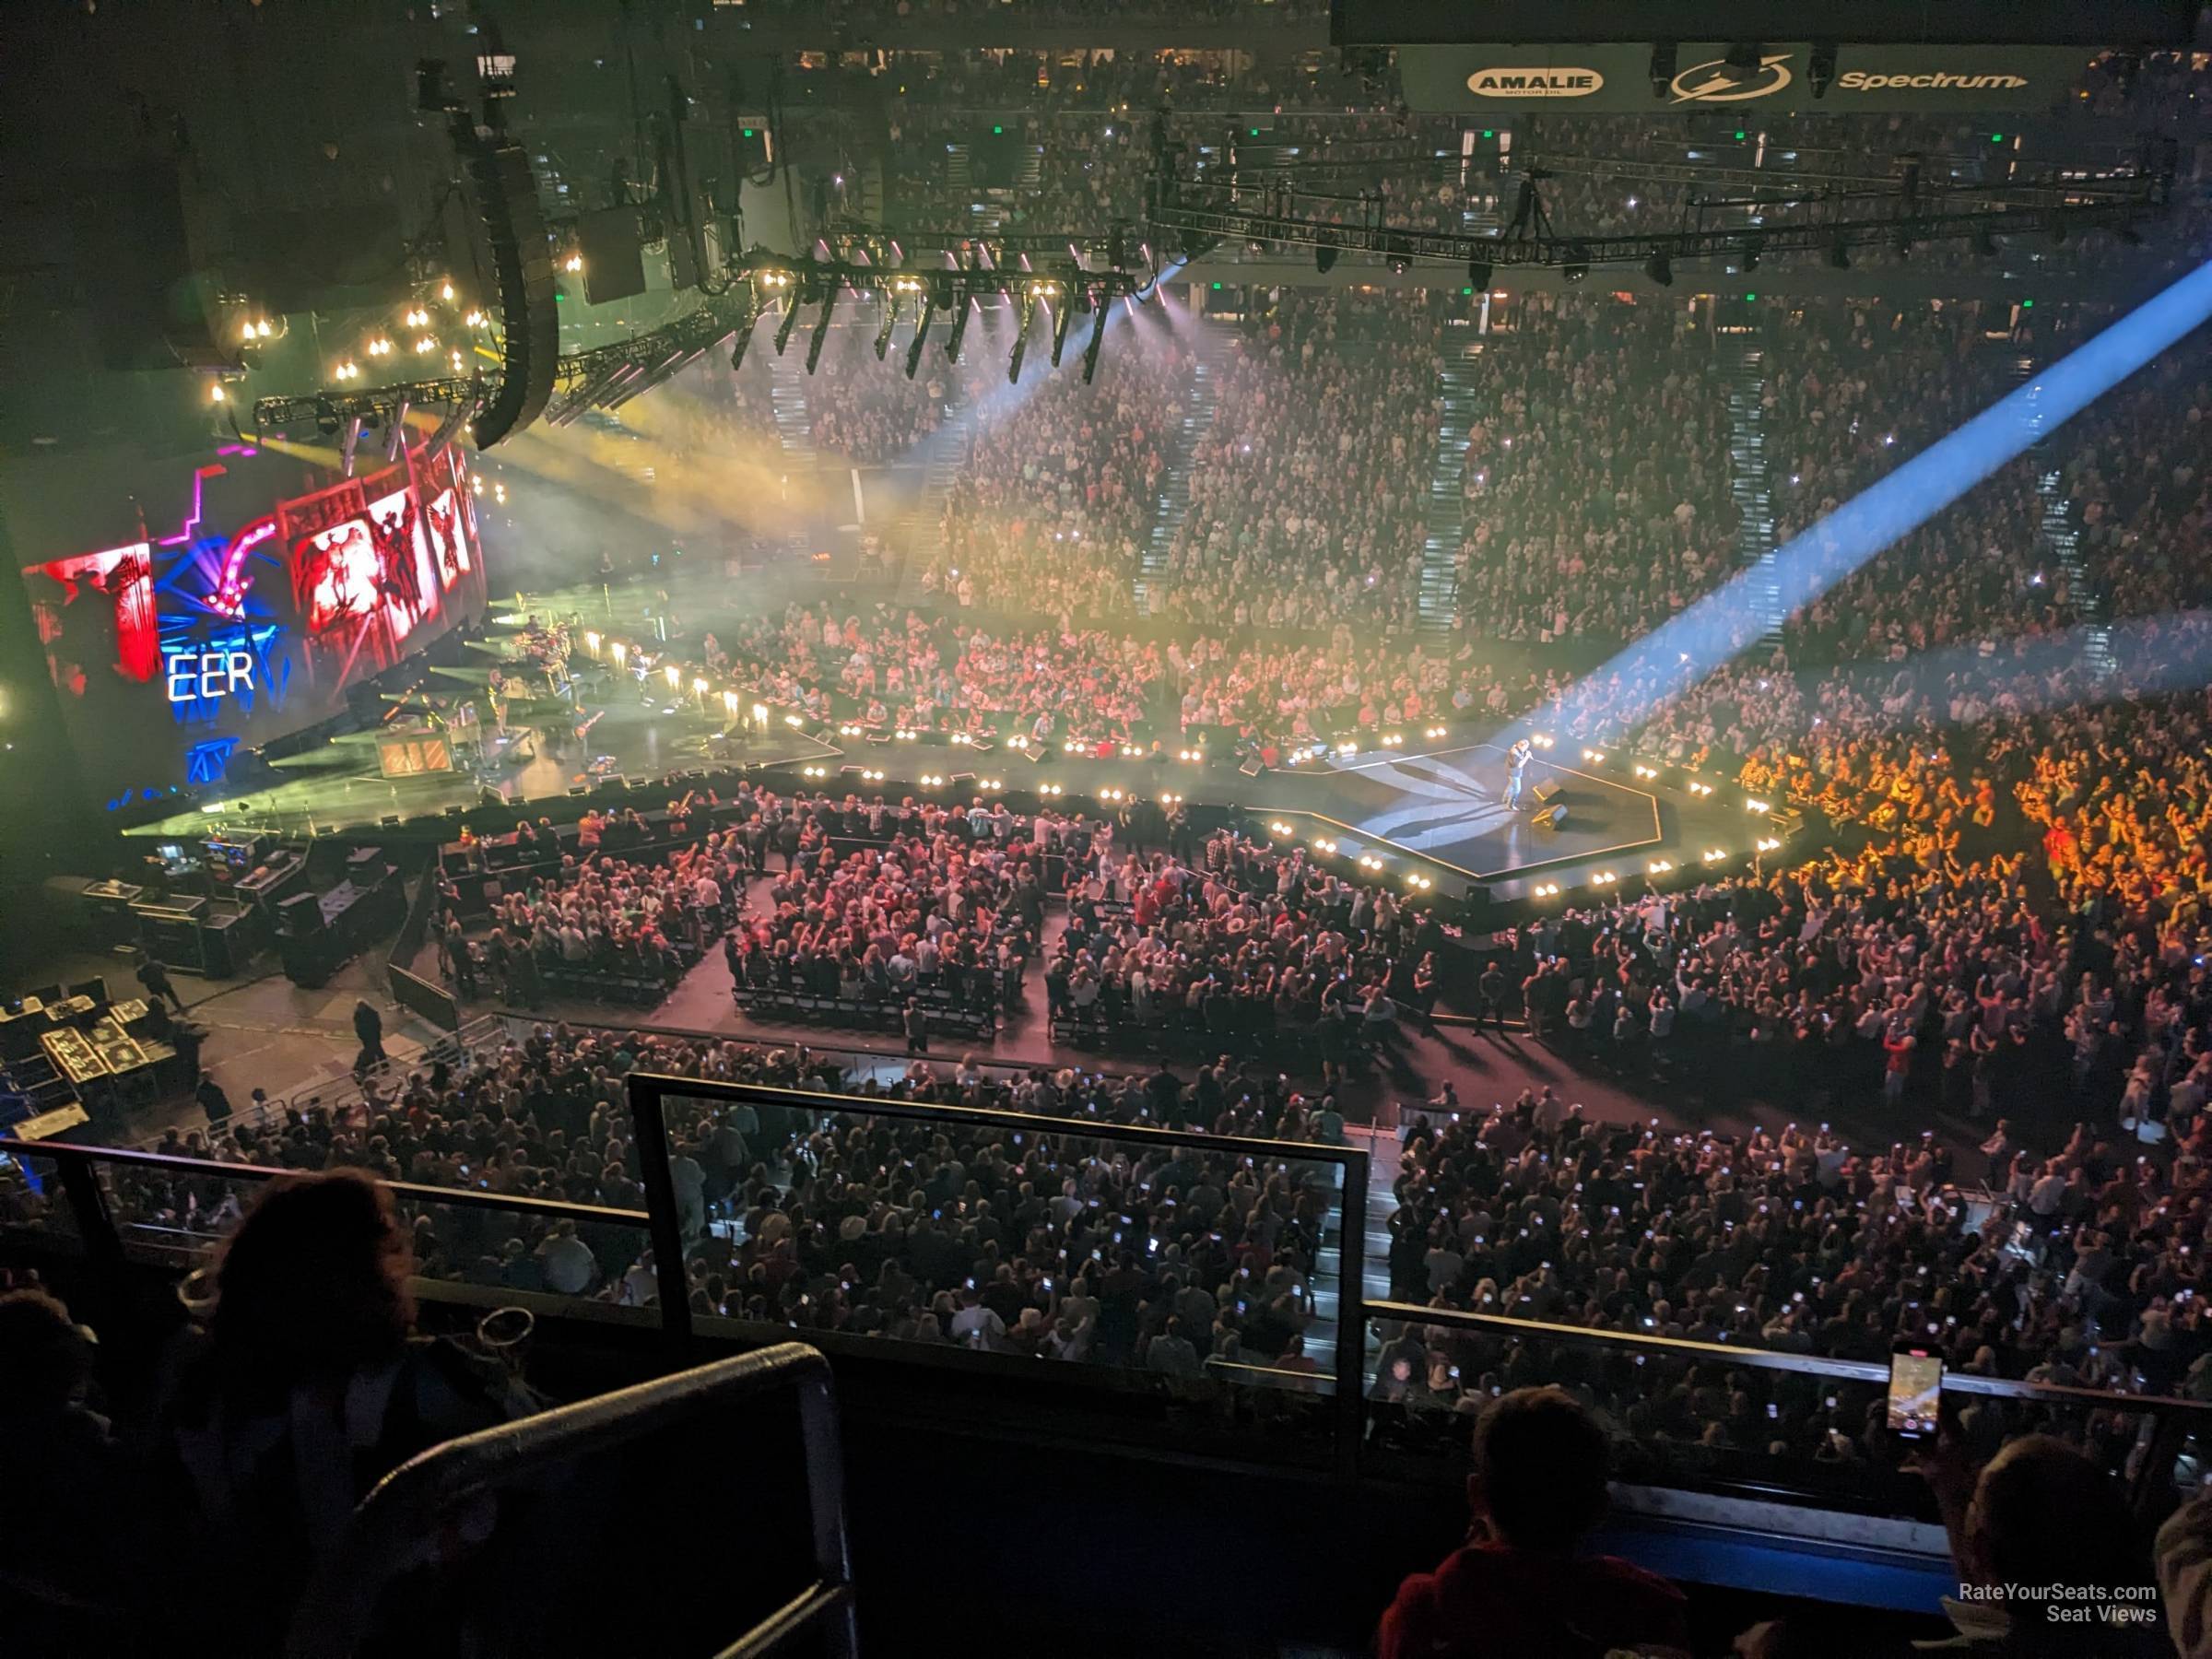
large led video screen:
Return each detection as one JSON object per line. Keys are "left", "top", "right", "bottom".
{"left": 16, "top": 439, "right": 488, "bottom": 804}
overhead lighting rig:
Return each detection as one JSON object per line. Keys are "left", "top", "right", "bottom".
{"left": 1143, "top": 147, "right": 2171, "bottom": 278}
{"left": 250, "top": 242, "right": 1147, "bottom": 450}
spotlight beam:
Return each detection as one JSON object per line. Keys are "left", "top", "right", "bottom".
{"left": 1520, "top": 256, "right": 2212, "bottom": 745}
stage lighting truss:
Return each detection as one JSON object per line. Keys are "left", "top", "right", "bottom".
{"left": 249, "top": 242, "right": 1144, "bottom": 449}
{"left": 1142, "top": 141, "right": 2173, "bottom": 278}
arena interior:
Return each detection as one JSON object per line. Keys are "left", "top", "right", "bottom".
{"left": 8, "top": 2, "right": 2212, "bottom": 1653}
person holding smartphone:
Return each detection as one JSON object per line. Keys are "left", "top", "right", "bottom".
{"left": 1903, "top": 1418, "right": 2161, "bottom": 1656}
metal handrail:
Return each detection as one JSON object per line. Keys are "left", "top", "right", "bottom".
{"left": 283, "top": 1343, "right": 854, "bottom": 1659}
{"left": 0, "top": 1138, "right": 650, "bottom": 1229}
{"left": 1364, "top": 1299, "right": 2212, "bottom": 1420}
{"left": 627, "top": 1070, "right": 1371, "bottom": 1169}
{"left": 493, "top": 1007, "right": 1124, "bottom": 1088}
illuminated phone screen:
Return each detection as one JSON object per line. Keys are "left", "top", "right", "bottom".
{"left": 1888, "top": 1347, "right": 1943, "bottom": 1437}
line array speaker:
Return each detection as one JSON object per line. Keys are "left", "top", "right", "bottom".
{"left": 460, "top": 132, "right": 557, "bottom": 447}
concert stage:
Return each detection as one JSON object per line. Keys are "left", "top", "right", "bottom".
{"left": 1241, "top": 742, "right": 1668, "bottom": 898}
{"left": 123, "top": 699, "right": 837, "bottom": 840}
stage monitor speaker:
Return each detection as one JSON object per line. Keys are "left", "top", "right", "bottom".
{"left": 568, "top": 784, "right": 590, "bottom": 796}
{"left": 1239, "top": 759, "right": 1264, "bottom": 778}
{"left": 579, "top": 205, "right": 647, "bottom": 303}
{"left": 1534, "top": 804, "right": 1569, "bottom": 831}
{"left": 1531, "top": 780, "right": 1562, "bottom": 806}
{"left": 1025, "top": 747, "right": 1048, "bottom": 765}
{"left": 459, "top": 131, "right": 558, "bottom": 448}
{"left": 277, "top": 891, "right": 325, "bottom": 936}
{"left": 380, "top": 815, "right": 403, "bottom": 828}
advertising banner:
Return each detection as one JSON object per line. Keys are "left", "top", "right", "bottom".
{"left": 1401, "top": 41, "right": 2091, "bottom": 113}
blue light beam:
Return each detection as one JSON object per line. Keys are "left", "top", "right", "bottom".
{"left": 1521, "top": 260, "right": 2212, "bottom": 744}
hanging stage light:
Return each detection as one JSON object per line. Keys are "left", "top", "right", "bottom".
{"left": 904, "top": 289, "right": 938, "bottom": 380}
{"left": 729, "top": 301, "right": 758, "bottom": 373}
{"left": 1049, "top": 285, "right": 1076, "bottom": 367}
{"left": 1008, "top": 280, "right": 1046, "bottom": 383}
{"left": 1080, "top": 296, "right": 1108, "bottom": 384}
{"left": 773, "top": 286, "right": 805, "bottom": 355}
{"left": 944, "top": 289, "right": 972, "bottom": 364}
{"left": 804, "top": 283, "right": 840, "bottom": 374}
{"left": 874, "top": 288, "right": 900, "bottom": 360}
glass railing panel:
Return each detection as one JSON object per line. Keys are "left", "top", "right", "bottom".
{"left": 0, "top": 1139, "right": 655, "bottom": 1320}
{"left": 1362, "top": 1303, "right": 2212, "bottom": 1519}
{"left": 0, "top": 1148, "right": 83, "bottom": 1244}
{"left": 651, "top": 1081, "right": 1359, "bottom": 1468}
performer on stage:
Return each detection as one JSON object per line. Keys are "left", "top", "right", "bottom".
{"left": 1505, "top": 737, "right": 1534, "bottom": 810}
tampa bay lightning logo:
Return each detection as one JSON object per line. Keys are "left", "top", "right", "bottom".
{"left": 1671, "top": 53, "right": 1793, "bottom": 102}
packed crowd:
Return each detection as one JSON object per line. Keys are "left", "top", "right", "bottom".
{"left": 923, "top": 318, "right": 1189, "bottom": 620}
{"left": 1453, "top": 295, "right": 1736, "bottom": 645}
{"left": 38, "top": 1018, "right": 1350, "bottom": 1385}
{"left": 1047, "top": 826, "right": 1445, "bottom": 1068}
{"left": 442, "top": 813, "right": 747, "bottom": 1002}
{"left": 724, "top": 814, "right": 1042, "bottom": 1017}
{"left": 1153, "top": 290, "right": 1441, "bottom": 630}
{"left": 712, "top": 601, "right": 1167, "bottom": 745}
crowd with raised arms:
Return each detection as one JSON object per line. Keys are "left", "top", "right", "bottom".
{"left": 1151, "top": 290, "right": 1441, "bottom": 631}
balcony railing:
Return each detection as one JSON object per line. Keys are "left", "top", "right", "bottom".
{"left": 8, "top": 1063, "right": 2212, "bottom": 1515}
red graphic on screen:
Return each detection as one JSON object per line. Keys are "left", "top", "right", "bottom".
{"left": 18, "top": 439, "right": 488, "bottom": 802}
{"left": 28, "top": 543, "right": 159, "bottom": 695}
{"left": 424, "top": 487, "right": 468, "bottom": 583}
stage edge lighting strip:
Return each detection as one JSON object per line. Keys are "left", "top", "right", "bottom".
{"left": 1529, "top": 257, "right": 2212, "bottom": 742}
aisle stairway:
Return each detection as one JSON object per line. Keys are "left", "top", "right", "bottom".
{"left": 893, "top": 430, "right": 970, "bottom": 602}
{"left": 1719, "top": 324, "right": 1783, "bottom": 650}
{"left": 2015, "top": 349, "right": 2114, "bottom": 676}
{"left": 1418, "top": 338, "right": 1483, "bottom": 634}
{"left": 1135, "top": 325, "right": 1225, "bottom": 615}
{"left": 766, "top": 347, "right": 819, "bottom": 561}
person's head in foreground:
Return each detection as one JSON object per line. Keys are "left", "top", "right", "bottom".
{"left": 211, "top": 1168, "right": 414, "bottom": 1401}
{"left": 1957, "top": 1435, "right": 2156, "bottom": 1653}
{"left": 1375, "top": 1386, "right": 1688, "bottom": 1658}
